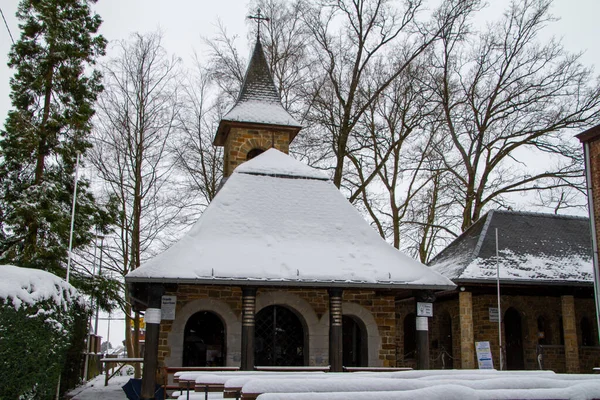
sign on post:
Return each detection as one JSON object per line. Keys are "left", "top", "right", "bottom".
{"left": 416, "top": 302, "right": 433, "bottom": 317}
{"left": 475, "top": 341, "right": 494, "bottom": 369}
{"left": 489, "top": 307, "right": 499, "bottom": 322}
{"left": 161, "top": 295, "right": 177, "bottom": 320}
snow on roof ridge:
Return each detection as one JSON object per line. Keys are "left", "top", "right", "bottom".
{"left": 234, "top": 148, "right": 329, "bottom": 180}
{"left": 492, "top": 209, "right": 589, "bottom": 221}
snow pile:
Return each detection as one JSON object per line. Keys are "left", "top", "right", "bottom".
{"left": 170, "top": 370, "right": 600, "bottom": 400}
{"left": 0, "top": 264, "right": 81, "bottom": 310}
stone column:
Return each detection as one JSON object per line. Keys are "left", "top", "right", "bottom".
{"left": 241, "top": 287, "right": 257, "bottom": 371}
{"left": 459, "top": 290, "right": 475, "bottom": 369}
{"left": 328, "top": 288, "right": 343, "bottom": 372}
{"left": 561, "top": 295, "right": 580, "bottom": 373}
{"left": 141, "top": 284, "right": 164, "bottom": 400}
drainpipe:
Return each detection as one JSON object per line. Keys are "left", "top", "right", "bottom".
{"left": 582, "top": 141, "right": 600, "bottom": 344}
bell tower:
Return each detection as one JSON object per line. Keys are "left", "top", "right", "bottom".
{"left": 213, "top": 38, "right": 302, "bottom": 177}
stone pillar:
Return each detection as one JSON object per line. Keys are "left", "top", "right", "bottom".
{"left": 141, "top": 285, "right": 164, "bottom": 400}
{"left": 561, "top": 295, "right": 580, "bottom": 373}
{"left": 459, "top": 290, "right": 475, "bottom": 369}
{"left": 241, "top": 287, "right": 257, "bottom": 371}
{"left": 328, "top": 288, "right": 343, "bottom": 372}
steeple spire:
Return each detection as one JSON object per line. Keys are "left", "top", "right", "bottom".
{"left": 213, "top": 18, "right": 302, "bottom": 177}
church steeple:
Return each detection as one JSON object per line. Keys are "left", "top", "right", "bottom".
{"left": 214, "top": 37, "right": 302, "bottom": 177}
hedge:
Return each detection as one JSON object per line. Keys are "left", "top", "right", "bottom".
{"left": 0, "top": 265, "right": 89, "bottom": 400}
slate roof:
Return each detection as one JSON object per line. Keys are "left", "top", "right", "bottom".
{"left": 126, "top": 149, "right": 455, "bottom": 290}
{"left": 214, "top": 40, "right": 301, "bottom": 145}
{"left": 428, "top": 210, "right": 593, "bottom": 284}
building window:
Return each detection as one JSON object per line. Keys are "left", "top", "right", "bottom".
{"left": 404, "top": 313, "right": 416, "bottom": 359}
{"left": 255, "top": 305, "right": 305, "bottom": 366}
{"left": 183, "top": 311, "right": 225, "bottom": 367}
{"left": 343, "top": 315, "right": 367, "bottom": 367}
{"left": 581, "top": 317, "right": 594, "bottom": 346}
{"left": 247, "top": 148, "right": 265, "bottom": 160}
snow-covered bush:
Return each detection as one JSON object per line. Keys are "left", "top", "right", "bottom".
{"left": 0, "top": 265, "right": 89, "bottom": 400}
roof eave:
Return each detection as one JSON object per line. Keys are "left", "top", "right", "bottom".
{"left": 576, "top": 123, "right": 600, "bottom": 143}
{"left": 125, "top": 276, "right": 456, "bottom": 291}
{"left": 453, "top": 277, "right": 593, "bottom": 286}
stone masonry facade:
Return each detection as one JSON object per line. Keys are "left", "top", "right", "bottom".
{"left": 396, "top": 292, "right": 599, "bottom": 373}
{"left": 223, "top": 127, "right": 292, "bottom": 176}
{"left": 157, "top": 285, "right": 397, "bottom": 368}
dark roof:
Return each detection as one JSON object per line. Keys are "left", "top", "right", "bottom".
{"left": 214, "top": 40, "right": 301, "bottom": 146}
{"left": 428, "top": 210, "right": 593, "bottom": 284}
{"left": 576, "top": 124, "right": 600, "bottom": 143}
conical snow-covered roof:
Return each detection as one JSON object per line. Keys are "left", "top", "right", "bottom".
{"left": 127, "top": 149, "right": 455, "bottom": 290}
{"left": 214, "top": 40, "right": 301, "bottom": 146}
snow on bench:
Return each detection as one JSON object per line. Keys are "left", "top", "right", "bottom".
{"left": 254, "top": 382, "right": 600, "bottom": 400}
{"left": 241, "top": 374, "right": 600, "bottom": 400}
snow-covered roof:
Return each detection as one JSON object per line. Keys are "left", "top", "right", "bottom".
{"left": 0, "top": 264, "right": 82, "bottom": 310}
{"left": 127, "top": 149, "right": 454, "bottom": 290}
{"left": 428, "top": 210, "right": 593, "bottom": 284}
{"left": 214, "top": 40, "right": 301, "bottom": 146}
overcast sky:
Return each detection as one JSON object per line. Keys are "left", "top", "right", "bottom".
{"left": 0, "top": 0, "right": 599, "bottom": 347}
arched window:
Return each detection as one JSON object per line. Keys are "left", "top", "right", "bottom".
{"left": 403, "top": 313, "right": 416, "bottom": 359}
{"left": 183, "top": 311, "right": 225, "bottom": 367}
{"left": 343, "top": 315, "right": 367, "bottom": 367}
{"left": 247, "top": 148, "right": 265, "bottom": 160}
{"left": 505, "top": 308, "right": 524, "bottom": 370}
{"left": 255, "top": 305, "right": 305, "bottom": 366}
{"left": 438, "top": 311, "right": 453, "bottom": 369}
{"left": 581, "top": 317, "right": 594, "bottom": 346}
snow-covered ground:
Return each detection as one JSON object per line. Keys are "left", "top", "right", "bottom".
{"left": 66, "top": 375, "right": 130, "bottom": 400}
{"left": 69, "top": 370, "right": 600, "bottom": 400}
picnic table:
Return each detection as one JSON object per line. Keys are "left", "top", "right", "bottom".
{"left": 100, "top": 357, "right": 144, "bottom": 386}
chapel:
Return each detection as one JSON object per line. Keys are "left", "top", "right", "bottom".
{"left": 125, "top": 37, "right": 455, "bottom": 390}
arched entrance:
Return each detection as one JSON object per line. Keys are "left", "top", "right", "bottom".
{"left": 183, "top": 311, "right": 226, "bottom": 366}
{"left": 255, "top": 305, "right": 305, "bottom": 366}
{"left": 343, "top": 315, "right": 367, "bottom": 367}
{"left": 438, "top": 311, "right": 453, "bottom": 369}
{"left": 504, "top": 307, "right": 524, "bottom": 370}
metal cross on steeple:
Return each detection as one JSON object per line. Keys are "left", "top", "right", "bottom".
{"left": 247, "top": 8, "right": 270, "bottom": 40}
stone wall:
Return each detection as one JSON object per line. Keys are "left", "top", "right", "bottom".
{"left": 397, "top": 293, "right": 597, "bottom": 373}
{"left": 157, "top": 285, "right": 394, "bottom": 367}
{"left": 223, "top": 127, "right": 291, "bottom": 176}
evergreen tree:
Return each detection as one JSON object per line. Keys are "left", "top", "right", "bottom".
{"left": 0, "top": 0, "right": 113, "bottom": 278}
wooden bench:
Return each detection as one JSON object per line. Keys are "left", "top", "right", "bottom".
{"left": 161, "top": 366, "right": 240, "bottom": 398}
{"left": 343, "top": 366, "right": 412, "bottom": 372}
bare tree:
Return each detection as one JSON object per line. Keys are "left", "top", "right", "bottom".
{"left": 301, "top": 0, "right": 480, "bottom": 188}
{"left": 428, "top": 0, "right": 600, "bottom": 231}
{"left": 173, "top": 59, "right": 223, "bottom": 208}
{"left": 90, "top": 32, "right": 184, "bottom": 372}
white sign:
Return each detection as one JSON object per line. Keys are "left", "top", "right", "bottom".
{"left": 145, "top": 308, "right": 162, "bottom": 324}
{"left": 161, "top": 295, "right": 177, "bottom": 320}
{"left": 475, "top": 341, "right": 494, "bottom": 369}
{"left": 489, "top": 307, "right": 499, "bottom": 322}
{"left": 416, "top": 316, "right": 428, "bottom": 331}
{"left": 416, "top": 302, "right": 433, "bottom": 317}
